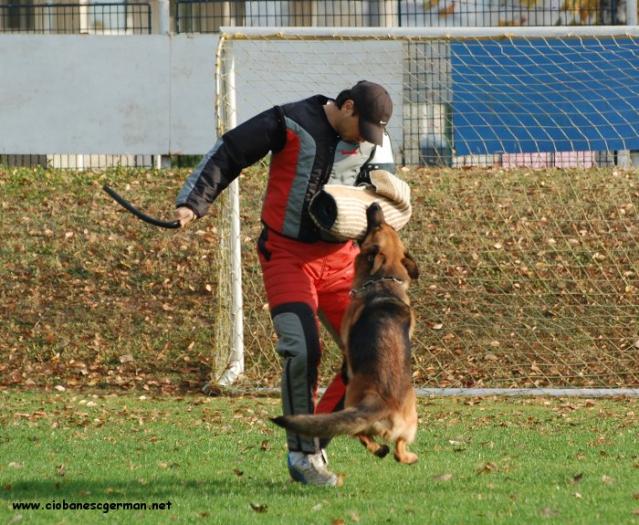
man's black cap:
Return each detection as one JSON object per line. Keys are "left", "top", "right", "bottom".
{"left": 350, "top": 80, "right": 393, "bottom": 146}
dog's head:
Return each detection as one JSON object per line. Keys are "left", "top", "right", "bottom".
{"left": 355, "top": 203, "right": 419, "bottom": 282}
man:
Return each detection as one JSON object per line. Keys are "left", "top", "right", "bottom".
{"left": 175, "top": 81, "right": 397, "bottom": 486}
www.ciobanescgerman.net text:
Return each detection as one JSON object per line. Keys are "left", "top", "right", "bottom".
{"left": 12, "top": 500, "right": 172, "bottom": 513}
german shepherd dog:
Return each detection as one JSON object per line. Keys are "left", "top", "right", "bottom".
{"left": 272, "top": 202, "right": 420, "bottom": 464}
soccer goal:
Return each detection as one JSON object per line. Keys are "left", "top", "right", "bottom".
{"left": 209, "top": 26, "right": 639, "bottom": 394}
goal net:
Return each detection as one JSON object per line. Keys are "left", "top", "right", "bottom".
{"left": 209, "top": 26, "right": 639, "bottom": 390}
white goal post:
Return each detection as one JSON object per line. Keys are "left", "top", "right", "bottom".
{"left": 209, "top": 25, "right": 639, "bottom": 392}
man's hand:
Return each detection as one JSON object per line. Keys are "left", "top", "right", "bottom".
{"left": 175, "top": 206, "right": 196, "bottom": 227}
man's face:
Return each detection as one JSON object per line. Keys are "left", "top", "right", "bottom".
{"left": 337, "top": 99, "right": 364, "bottom": 144}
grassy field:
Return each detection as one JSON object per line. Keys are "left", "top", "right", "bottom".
{"left": 1, "top": 392, "right": 638, "bottom": 524}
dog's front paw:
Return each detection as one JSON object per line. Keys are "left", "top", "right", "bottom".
{"left": 375, "top": 445, "right": 390, "bottom": 459}
{"left": 394, "top": 451, "right": 418, "bottom": 464}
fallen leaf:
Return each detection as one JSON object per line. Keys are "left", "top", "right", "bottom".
{"left": 571, "top": 473, "right": 583, "bottom": 484}
{"left": 540, "top": 507, "right": 559, "bottom": 518}
{"left": 331, "top": 520, "right": 345, "bottom": 525}
{"left": 433, "top": 473, "right": 453, "bottom": 481}
{"left": 233, "top": 468, "right": 244, "bottom": 477}
{"left": 601, "top": 475, "right": 615, "bottom": 485}
{"left": 250, "top": 502, "right": 267, "bottom": 513}
{"left": 477, "top": 462, "right": 498, "bottom": 474}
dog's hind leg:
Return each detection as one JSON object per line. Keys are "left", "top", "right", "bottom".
{"left": 357, "top": 435, "right": 390, "bottom": 459}
{"left": 394, "top": 438, "right": 418, "bottom": 464}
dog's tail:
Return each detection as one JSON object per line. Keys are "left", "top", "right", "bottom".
{"left": 271, "top": 394, "right": 388, "bottom": 438}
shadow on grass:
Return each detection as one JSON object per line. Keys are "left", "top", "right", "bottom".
{"left": 2, "top": 476, "right": 306, "bottom": 502}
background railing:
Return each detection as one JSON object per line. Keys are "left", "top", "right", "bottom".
{"left": 0, "top": 2, "right": 151, "bottom": 33}
{"left": 175, "top": 0, "right": 627, "bottom": 33}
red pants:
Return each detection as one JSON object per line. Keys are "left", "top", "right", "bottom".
{"left": 257, "top": 227, "right": 357, "bottom": 453}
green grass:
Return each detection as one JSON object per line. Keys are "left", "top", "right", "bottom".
{"left": 1, "top": 392, "right": 638, "bottom": 524}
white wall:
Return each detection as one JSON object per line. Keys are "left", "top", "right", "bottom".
{"left": 169, "top": 34, "right": 219, "bottom": 153}
{"left": 0, "top": 34, "right": 404, "bottom": 156}
{"left": 0, "top": 34, "right": 219, "bottom": 155}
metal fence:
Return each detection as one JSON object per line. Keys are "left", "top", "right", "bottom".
{"left": 175, "top": 0, "right": 626, "bottom": 33}
{"left": 0, "top": 2, "right": 151, "bottom": 34}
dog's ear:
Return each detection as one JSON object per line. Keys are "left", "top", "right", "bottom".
{"left": 365, "top": 245, "right": 386, "bottom": 275}
{"left": 402, "top": 251, "right": 419, "bottom": 280}
{"left": 371, "top": 252, "right": 386, "bottom": 275}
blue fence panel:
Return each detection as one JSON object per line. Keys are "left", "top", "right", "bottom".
{"left": 451, "top": 38, "right": 639, "bottom": 155}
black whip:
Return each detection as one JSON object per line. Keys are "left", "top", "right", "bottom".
{"left": 103, "top": 185, "right": 181, "bottom": 229}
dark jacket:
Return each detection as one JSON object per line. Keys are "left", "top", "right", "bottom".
{"left": 177, "top": 95, "right": 394, "bottom": 243}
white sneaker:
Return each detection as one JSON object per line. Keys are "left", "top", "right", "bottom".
{"left": 287, "top": 450, "right": 338, "bottom": 487}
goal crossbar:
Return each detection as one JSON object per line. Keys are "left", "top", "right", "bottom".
{"left": 220, "top": 25, "right": 639, "bottom": 41}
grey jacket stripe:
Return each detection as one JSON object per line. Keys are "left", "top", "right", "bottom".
{"left": 176, "top": 139, "right": 223, "bottom": 207}
{"left": 281, "top": 117, "right": 316, "bottom": 239}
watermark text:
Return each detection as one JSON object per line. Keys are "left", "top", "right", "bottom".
{"left": 12, "top": 499, "right": 172, "bottom": 514}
